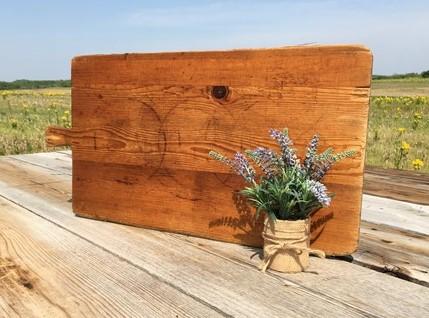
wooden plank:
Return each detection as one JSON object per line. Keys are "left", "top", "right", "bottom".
{"left": 364, "top": 166, "right": 429, "bottom": 205}
{"left": 0, "top": 174, "right": 369, "bottom": 317}
{"left": 353, "top": 221, "right": 429, "bottom": 286}
{"left": 0, "top": 158, "right": 70, "bottom": 190}
{"left": 45, "top": 127, "right": 73, "bottom": 147}
{"left": 66, "top": 45, "right": 373, "bottom": 254}
{"left": 0, "top": 199, "right": 224, "bottom": 317}
{"left": 72, "top": 45, "right": 372, "bottom": 88}
{"left": 361, "top": 194, "right": 429, "bottom": 235}
{"left": 67, "top": 86, "right": 369, "bottom": 173}
{"left": 1, "top": 154, "right": 429, "bottom": 317}
{"left": 169, "top": 232, "right": 429, "bottom": 318}
{"left": 9, "top": 151, "right": 72, "bottom": 176}
{"left": 2, "top": 183, "right": 428, "bottom": 317}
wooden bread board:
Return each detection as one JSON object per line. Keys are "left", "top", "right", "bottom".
{"left": 46, "top": 45, "right": 372, "bottom": 255}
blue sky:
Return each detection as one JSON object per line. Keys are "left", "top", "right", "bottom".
{"left": 1, "top": 0, "right": 428, "bottom": 80}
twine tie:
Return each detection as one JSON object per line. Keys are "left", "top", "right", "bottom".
{"left": 260, "top": 233, "right": 326, "bottom": 272}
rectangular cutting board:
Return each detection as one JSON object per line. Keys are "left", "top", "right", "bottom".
{"left": 46, "top": 45, "right": 373, "bottom": 255}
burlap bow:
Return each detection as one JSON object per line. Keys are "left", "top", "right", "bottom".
{"left": 260, "top": 233, "right": 326, "bottom": 272}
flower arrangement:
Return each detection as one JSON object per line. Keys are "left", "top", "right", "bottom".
{"left": 209, "top": 128, "right": 356, "bottom": 221}
{"left": 209, "top": 128, "right": 356, "bottom": 273}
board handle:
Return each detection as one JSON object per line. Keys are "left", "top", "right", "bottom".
{"left": 46, "top": 126, "right": 73, "bottom": 147}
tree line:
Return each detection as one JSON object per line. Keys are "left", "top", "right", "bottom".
{"left": 373, "top": 70, "right": 429, "bottom": 80}
{"left": 0, "top": 79, "right": 71, "bottom": 90}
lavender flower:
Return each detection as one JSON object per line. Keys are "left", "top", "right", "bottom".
{"left": 209, "top": 151, "right": 256, "bottom": 183}
{"left": 233, "top": 152, "right": 256, "bottom": 183}
{"left": 269, "top": 129, "right": 298, "bottom": 167}
{"left": 310, "top": 160, "right": 332, "bottom": 181}
{"left": 303, "top": 133, "right": 320, "bottom": 172}
{"left": 246, "top": 147, "right": 282, "bottom": 179}
{"left": 208, "top": 128, "right": 358, "bottom": 221}
{"left": 308, "top": 180, "right": 331, "bottom": 206}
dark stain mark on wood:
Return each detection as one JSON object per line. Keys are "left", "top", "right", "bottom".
{"left": 0, "top": 257, "right": 37, "bottom": 290}
{"left": 175, "top": 194, "right": 202, "bottom": 202}
{"left": 116, "top": 176, "right": 137, "bottom": 186}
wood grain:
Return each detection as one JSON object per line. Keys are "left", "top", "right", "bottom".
{"left": 68, "top": 85, "right": 368, "bottom": 173}
{"left": 72, "top": 45, "right": 372, "bottom": 88}
{"left": 0, "top": 199, "right": 224, "bottom": 317}
{"left": 364, "top": 166, "right": 429, "bottom": 205}
{"left": 354, "top": 221, "right": 429, "bottom": 286}
{"left": 1, "top": 152, "right": 429, "bottom": 317}
{"left": 361, "top": 194, "right": 429, "bottom": 236}
{"left": 45, "top": 126, "right": 73, "bottom": 147}
{"left": 72, "top": 160, "right": 362, "bottom": 253}
{"left": 9, "top": 151, "right": 72, "bottom": 176}
{"left": 56, "top": 45, "right": 373, "bottom": 255}
{"left": 171, "top": 232, "right": 429, "bottom": 318}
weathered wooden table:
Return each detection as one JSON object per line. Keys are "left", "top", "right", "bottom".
{"left": 1, "top": 151, "right": 428, "bottom": 317}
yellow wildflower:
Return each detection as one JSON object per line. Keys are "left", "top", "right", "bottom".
{"left": 412, "top": 159, "right": 424, "bottom": 170}
{"left": 401, "top": 141, "right": 410, "bottom": 154}
{"left": 414, "top": 112, "right": 422, "bottom": 120}
{"left": 398, "top": 127, "right": 406, "bottom": 134}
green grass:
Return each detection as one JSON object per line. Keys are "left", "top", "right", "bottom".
{"left": 0, "top": 85, "right": 428, "bottom": 172}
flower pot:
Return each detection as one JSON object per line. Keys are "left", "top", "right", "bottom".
{"left": 261, "top": 218, "right": 318, "bottom": 273}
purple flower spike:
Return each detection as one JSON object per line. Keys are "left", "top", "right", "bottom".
{"left": 269, "top": 129, "right": 298, "bottom": 167}
{"left": 209, "top": 150, "right": 256, "bottom": 183}
{"left": 246, "top": 147, "right": 282, "bottom": 178}
{"left": 233, "top": 152, "right": 256, "bottom": 183}
{"left": 304, "top": 133, "right": 320, "bottom": 172}
{"left": 308, "top": 180, "right": 331, "bottom": 206}
{"left": 310, "top": 160, "right": 332, "bottom": 181}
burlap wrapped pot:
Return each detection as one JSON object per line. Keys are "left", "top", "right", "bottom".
{"left": 260, "top": 218, "right": 325, "bottom": 273}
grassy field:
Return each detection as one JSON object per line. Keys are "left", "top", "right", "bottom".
{"left": 0, "top": 82, "right": 428, "bottom": 172}
{"left": 0, "top": 88, "right": 70, "bottom": 155}
{"left": 366, "top": 95, "right": 428, "bottom": 171}
{"left": 368, "top": 78, "right": 428, "bottom": 172}
{"left": 371, "top": 77, "right": 429, "bottom": 96}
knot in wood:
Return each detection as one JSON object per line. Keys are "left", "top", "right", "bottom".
{"left": 211, "top": 86, "right": 229, "bottom": 100}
